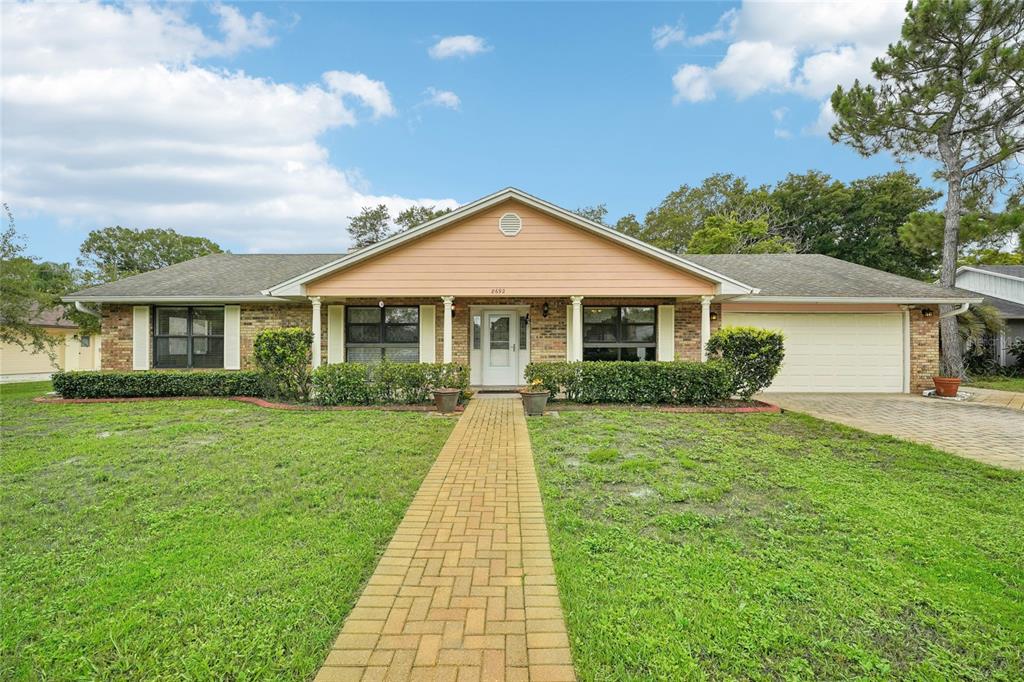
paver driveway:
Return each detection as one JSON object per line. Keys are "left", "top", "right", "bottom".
{"left": 315, "top": 396, "right": 575, "bottom": 682}
{"left": 768, "top": 393, "right": 1024, "bottom": 470}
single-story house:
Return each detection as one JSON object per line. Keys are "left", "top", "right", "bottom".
{"left": 0, "top": 306, "right": 100, "bottom": 383}
{"left": 954, "top": 265, "right": 1024, "bottom": 367}
{"left": 64, "top": 188, "right": 982, "bottom": 393}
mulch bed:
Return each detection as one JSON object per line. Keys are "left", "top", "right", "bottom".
{"left": 546, "top": 400, "right": 780, "bottom": 414}
{"left": 33, "top": 395, "right": 464, "bottom": 413}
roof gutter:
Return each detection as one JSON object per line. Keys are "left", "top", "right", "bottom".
{"left": 730, "top": 296, "right": 984, "bottom": 305}
{"left": 74, "top": 301, "right": 101, "bottom": 317}
{"left": 62, "top": 295, "right": 293, "bottom": 304}
{"left": 939, "top": 302, "right": 972, "bottom": 319}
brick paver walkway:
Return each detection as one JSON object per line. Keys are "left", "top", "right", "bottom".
{"left": 315, "top": 396, "right": 576, "bottom": 682}
{"left": 968, "top": 387, "right": 1024, "bottom": 411}
{"left": 768, "top": 393, "right": 1024, "bottom": 470}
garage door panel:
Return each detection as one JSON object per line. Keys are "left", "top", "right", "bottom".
{"left": 726, "top": 312, "right": 904, "bottom": 392}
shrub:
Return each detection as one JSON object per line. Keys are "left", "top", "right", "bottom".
{"left": 705, "top": 326, "right": 785, "bottom": 400}
{"left": 523, "top": 360, "right": 735, "bottom": 405}
{"left": 312, "top": 360, "right": 470, "bottom": 406}
{"left": 253, "top": 327, "right": 313, "bottom": 402}
{"left": 52, "top": 370, "right": 264, "bottom": 399}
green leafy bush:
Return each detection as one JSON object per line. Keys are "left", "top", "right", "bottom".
{"left": 523, "top": 361, "right": 735, "bottom": 405}
{"left": 52, "top": 370, "right": 264, "bottom": 399}
{"left": 253, "top": 327, "right": 314, "bottom": 402}
{"left": 705, "top": 326, "right": 785, "bottom": 399}
{"left": 312, "top": 360, "right": 470, "bottom": 405}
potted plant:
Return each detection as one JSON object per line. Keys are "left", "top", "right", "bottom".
{"left": 432, "top": 387, "right": 460, "bottom": 413}
{"left": 932, "top": 375, "right": 961, "bottom": 397}
{"left": 520, "top": 378, "right": 550, "bottom": 416}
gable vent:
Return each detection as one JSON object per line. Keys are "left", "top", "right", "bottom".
{"left": 498, "top": 212, "right": 522, "bottom": 237}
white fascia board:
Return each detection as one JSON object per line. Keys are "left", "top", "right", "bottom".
{"left": 62, "top": 295, "right": 293, "bottom": 304}
{"left": 955, "top": 266, "right": 1024, "bottom": 283}
{"left": 263, "top": 187, "right": 759, "bottom": 296}
{"left": 730, "top": 295, "right": 985, "bottom": 304}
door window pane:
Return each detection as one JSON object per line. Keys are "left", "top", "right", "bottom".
{"left": 519, "top": 316, "right": 528, "bottom": 349}
{"left": 473, "top": 315, "right": 481, "bottom": 350}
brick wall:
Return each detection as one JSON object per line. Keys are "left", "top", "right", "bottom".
{"left": 100, "top": 298, "right": 711, "bottom": 371}
{"left": 909, "top": 306, "right": 940, "bottom": 394}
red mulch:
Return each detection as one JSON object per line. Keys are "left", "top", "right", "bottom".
{"left": 33, "top": 395, "right": 463, "bottom": 413}
{"left": 548, "top": 400, "right": 780, "bottom": 414}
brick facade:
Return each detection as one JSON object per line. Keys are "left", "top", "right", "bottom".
{"left": 98, "top": 300, "right": 941, "bottom": 393}
{"left": 909, "top": 306, "right": 940, "bottom": 394}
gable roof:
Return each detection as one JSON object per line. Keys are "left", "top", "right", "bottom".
{"left": 685, "top": 254, "right": 982, "bottom": 303}
{"left": 65, "top": 253, "right": 340, "bottom": 302}
{"left": 978, "top": 293, "right": 1024, "bottom": 318}
{"left": 263, "top": 187, "right": 757, "bottom": 297}
{"left": 957, "top": 264, "right": 1024, "bottom": 281}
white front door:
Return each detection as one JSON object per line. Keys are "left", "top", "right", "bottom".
{"left": 482, "top": 312, "right": 517, "bottom": 386}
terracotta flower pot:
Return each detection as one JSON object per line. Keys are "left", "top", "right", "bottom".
{"left": 433, "top": 388, "right": 460, "bottom": 413}
{"left": 521, "top": 390, "right": 550, "bottom": 416}
{"left": 932, "top": 376, "right": 961, "bottom": 397}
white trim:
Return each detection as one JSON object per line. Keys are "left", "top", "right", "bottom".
{"left": 657, "top": 305, "right": 675, "bottom": 361}
{"left": 419, "top": 304, "right": 436, "bottom": 363}
{"left": 700, "top": 296, "right": 713, "bottom": 362}
{"left": 327, "top": 305, "right": 345, "bottom": 363}
{"left": 64, "top": 296, "right": 291, "bottom": 303}
{"left": 570, "top": 296, "right": 584, "bottom": 362}
{"left": 901, "top": 306, "right": 911, "bottom": 393}
{"left": 730, "top": 295, "right": 983, "bottom": 305}
{"left": 262, "top": 187, "right": 758, "bottom": 296}
{"left": 310, "top": 297, "right": 322, "bottom": 369}
{"left": 956, "top": 266, "right": 1024, "bottom": 283}
{"left": 132, "top": 306, "right": 149, "bottom": 370}
{"left": 224, "top": 305, "right": 241, "bottom": 370}
{"left": 442, "top": 296, "right": 454, "bottom": 363}
{"left": 565, "top": 305, "right": 574, "bottom": 361}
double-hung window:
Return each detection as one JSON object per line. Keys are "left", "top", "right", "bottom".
{"left": 153, "top": 306, "right": 225, "bottom": 368}
{"left": 582, "top": 306, "right": 657, "bottom": 361}
{"left": 345, "top": 306, "right": 420, "bottom": 363}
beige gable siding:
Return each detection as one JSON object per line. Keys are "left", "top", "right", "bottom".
{"left": 306, "top": 199, "right": 716, "bottom": 297}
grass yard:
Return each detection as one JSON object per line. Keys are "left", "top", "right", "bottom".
{"left": 969, "top": 375, "right": 1024, "bottom": 392}
{"left": 0, "top": 382, "right": 454, "bottom": 681}
{"left": 529, "top": 410, "right": 1024, "bottom": 681}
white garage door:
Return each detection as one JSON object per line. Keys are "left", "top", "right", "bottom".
{"left": 725, "top": 312, "right": 905, "bottom": 392}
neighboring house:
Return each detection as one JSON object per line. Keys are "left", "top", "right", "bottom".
{"left": 63, "top": 188, "right": 981, "bottom": 393}
{"left": 954, "top": 265, "right": 1024, "bottom": 367}
{"left": 0, "top": 306, "right": 101, "bottom": 383}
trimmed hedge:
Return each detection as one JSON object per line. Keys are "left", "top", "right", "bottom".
{"left": 523, "top": 360, "right": 735, "bottom": 405}
{"left": 705, "top": 326, "right": 785, "bottom": 400}
{"left": 312, "top": 360, "right": 470, "bottom": 406}
{"left": 52, "top": 370, "right": 264, "bottom": 399}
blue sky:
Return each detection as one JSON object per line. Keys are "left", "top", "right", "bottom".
{"left": 3, "top": 1, "right": 927, "bottom": 263}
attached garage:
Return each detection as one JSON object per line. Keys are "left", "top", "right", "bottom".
{"left": 723, "top": 311, "right": 907, "bottom": 392}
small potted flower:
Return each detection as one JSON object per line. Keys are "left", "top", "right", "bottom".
{"left": 432, "top": 386, "right": 461, "bottom": 413}
{"left": 520, "top": 378, "right": 550, "bottom": 416}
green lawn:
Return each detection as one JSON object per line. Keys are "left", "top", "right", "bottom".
{"left": 529, "top": 410, "right": 1024, "bottom": 681}
{"left": 1, "top": 382, "right": 454, "bottom": 681}
{"left": 969, "top": 375, "right": 1024, "bottom": 392}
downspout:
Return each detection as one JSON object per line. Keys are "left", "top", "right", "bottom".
{"left": 74, "top": 301, "right": 101, "bottom": 317}
{"left": 938, "top": 302, "right": 971, "bottom": 319}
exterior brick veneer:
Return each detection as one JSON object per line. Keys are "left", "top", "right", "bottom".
{"left": 99, "top": 300, "right": 941, "bottom": 394}
{"left": 909, "top": 306, "right": 939, "bottom": 394}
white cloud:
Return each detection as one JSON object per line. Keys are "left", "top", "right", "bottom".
{"left": 652, "top": 24, "right": 686, "bottom": 51}
{"left": 423, "top": 87, "right": 461, "bottom": 110}
{"left": 772, "top": 107, "right": 788, "bottom": 123}
{"left": 805, "top": 99, "right": 839, "bottom": 136}
{"left": 669, "top": 1, "right": 906, "bottom": 133}
{"left": 774, "top": 128, "right": 793, "bottom": 139}
{"left": 323, "top": 71, "right": 396, "bottom": 119}
{"left": 1, "top": 1, "right": 455, "bottom": 252}
{"left": 428, "top": 35, "right": 490, "bottom": 60}
{"left": 672, "top": 65, "right": 715, "bottom": 103}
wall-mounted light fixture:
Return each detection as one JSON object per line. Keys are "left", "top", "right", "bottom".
{"left": 710, "top": 311, "right": 719, "bottom": 321}
{"left": 921, "top": 308, "right": 934, "bottom": 317}
{"left": 542, "top": 302, "right": 549, "bottom": 317}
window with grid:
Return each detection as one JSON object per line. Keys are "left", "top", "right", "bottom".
{"left": 582, "top": 306, "right": 657, "bottom": 361}
{"left": 345, "top": 306, "right": 420, "bottom": 363}
{"left": 152, "top": 306, "right": 225, "bottom": 368}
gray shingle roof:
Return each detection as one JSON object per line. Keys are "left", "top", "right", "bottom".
{"left": 683, "top": 253, "right": 978, "bottom": 300}
{"left": 972, "top": 264, "right": 1024, "bottom": 279}
{"left": 66, "top": 253, "right": 342, "bottom": 299}
{"left": 980, "top": 294, "right": 1024, "bottom": 319}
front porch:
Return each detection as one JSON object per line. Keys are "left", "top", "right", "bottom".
{"left": 306, "top": 296, "right": 723, "bottom": 388}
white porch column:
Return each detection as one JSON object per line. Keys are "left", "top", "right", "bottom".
{"left": 700, "top": 295, "right": 713, "bottom": 361}
{"left": 310, "top": 296, "right": 322, "bottom": 368}
{"left": 442, "top": 296, "right": 454, "bottom": 363}
{"left": 570, "top": 296, "right": 584, "bottom": 362}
